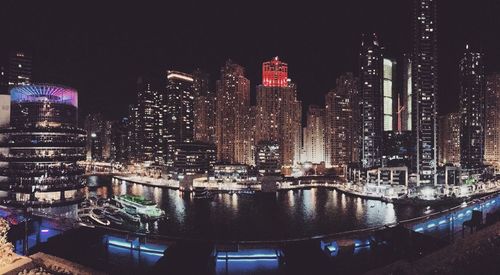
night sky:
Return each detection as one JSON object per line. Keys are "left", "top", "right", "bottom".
{"left": 1, "top": 0, "right": 498, "bottom": 120}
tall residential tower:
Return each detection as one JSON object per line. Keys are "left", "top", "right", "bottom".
{"left": 413, "top": 0, "right": 438, "bottom": 184}
{"left": 215, "top": 60, "right": 253, "bottom": 165}
{"left": 485, "top": 73, "right": 500, "bottom": 168}
{"left": 459, "top": 46, "right": 486, "bottom": 170}
{"left": 255, "top": 57, "right": 302, "bottom": 168}
{"left": 324, "top": 73, "right": 360, "bottom": 169}
{"left": 359, "top": 33, "right": 383, "bottom": 169}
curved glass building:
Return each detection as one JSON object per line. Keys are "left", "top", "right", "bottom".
{"left": 0, "top": 84, "right": 86, "bottom": 209}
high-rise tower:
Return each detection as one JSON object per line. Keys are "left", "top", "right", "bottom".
{"left": 215, "top": 60, "right": 252, "bottom": 164}
{"left": 192, "top": 69, "right": 216, "bottom": 144}
{"left": 8, "top": 50, "right": 32, "bottom": 87}
{"left": 413, "top": 0, "right": 438, "bottom": 184}
{"left": 304, "top": 105, "right": 325, "bottom": 164}
{"left": 325, "top": 73, "right": 360, "bottom": 169}
{"left": 164, "top": 71, "right": 195, "bottom": 144}
{"left": 359, "top": 33, "right": 383, "bottom": 169}
{"left": 485, "top": 73, "right": 500, "bottom": 168}
{"left": 459, "top": 46, "right": 486, "bottom": 170}
{"left": 137, "top": 77, "right": 162, "bottom": 163}
{"left": 255, "top": 57, "right": 302, "bottom": 168}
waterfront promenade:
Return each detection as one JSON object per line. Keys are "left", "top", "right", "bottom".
{"left": 113, "top": 174, "right": 339, "bottom": 192}
{"left": 111, "top": 174, "right": 500, "bottom": 206}
{"left": 113, "top": 175, "right": 180, "bottom": 189}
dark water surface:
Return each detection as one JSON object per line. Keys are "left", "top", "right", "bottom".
{"left": 87, "top": 175, "right": 447, "bottom": 241}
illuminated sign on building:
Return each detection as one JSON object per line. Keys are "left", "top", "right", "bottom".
{"left": 10, "top": 84, "right": 78, "bottom": 107}
{"left": 262, "top": 56, "right": 288, "bottom": 87}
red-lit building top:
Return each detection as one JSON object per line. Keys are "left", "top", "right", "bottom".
{"left": 262, "top": 56, "right": 288, "bottom": 87}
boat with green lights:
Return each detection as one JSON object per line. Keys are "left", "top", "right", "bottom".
{"left": 114, "top": 195, "right": 165, "bottom": 221}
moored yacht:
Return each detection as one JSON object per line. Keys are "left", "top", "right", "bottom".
{"left": 114, "top": 195, "right": 165, "bottom": 221}
{"left": 90, "top": 208, "right": 111, "bottom": 226}
{"left": 77, "top": 207, "right": 110, "bottom": 226}
{"left": 193, "top": 187, "right": 213, "bottom": 199}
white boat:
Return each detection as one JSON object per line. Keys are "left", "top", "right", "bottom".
{"left": 117, "top": 208, "right": 141, "bottom": 223}
{"left": 78, "top": 207, "right": 110, "bottom": 226}
{"left": 114, "top": 195, "right": 165, "bottom": 221}
{"left": 193, "top": 187, "right": 213, "bottom": 199}
{"left": 90, "top": 208, "right": 111, "bottom": 226}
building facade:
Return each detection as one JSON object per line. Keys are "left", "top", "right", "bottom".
{"left": 164, "top": 71, "right": 194, "bottom": 143}
{"left": 438, "top": 112, "right": 461, "bottom": 165}
{"left": 303, "top": 105, "right": 325, "bottom": 164}
{"left": 167, "top": 142, "right": 216, "bottom": 177}
{"left": 0, "top": 84, "right": 86, "bottom": 208}
{"left": 215, "top": 60, "right": 253, "bottom": 165}
{"left": 84, "top": 113, "right": 104, "bottom": 161}
{"left": 382, "top": 131, "right": 415, "bottom": 168}
{"left": 127, "top": 104, "right": 139, "bottom": 161}
{"left": 255, "top": 57, "right": 302, "bottom": 168}
{"left": 0, "top": 95, "right": 10, "bottom": 128}
{"left": 8, "top": 50, "right": 32, "bottom": 87}
{"left": 255, "top": 141, "right": 281, "bottom": 176}
{"left": 192, "top": 69, "right": 216, "bottom": 144}
{"left": 360, "top": 33, "right": 383, "bottom": 169}
{"left": 413, "top": 0, "right": 438, "bottom": 184}
{"left": 0, "top": 65, "right": 8, "bottom": 94}
{"left": 111, "top": 118, "right": 129, "bottom": 163}
{"left": 134, "top": 76, "right": 162, "bottom": 163}
{"left": 401, "top": 54, "right": 413, "bottom": 132}
{"left": 324, "top": 73, "right": 360, "bottom": 169}
{"left": 459, "top": 46, "right": 486, "bottom": 170}
{"left": 485, "top": 73, "right": 500, "bottom": 168}
{"left": 164, "top": 71, "right": 195, "bottom": 168}
{"left": 383, "top": 58, "right": 397, "bottom": 132}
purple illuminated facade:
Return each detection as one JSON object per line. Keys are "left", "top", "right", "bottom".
{"left": 10, "top": 84, "right": 78, "bottom": 108}
{"left": 0, "top": 84, "right": 86, "bottom": 210}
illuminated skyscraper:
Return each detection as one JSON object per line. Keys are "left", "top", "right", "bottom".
{"left": 401, "top": 54, "right": 413, "bottom": 132}
{"left": 83, "top": 114, "right": 113, "bottom": 162}
{"left": 102, "top": 120, "right": 113, "bottom": 160}
{"left": 359, "top": 33, "right": 383, "bottom": 169}
{"left": 8, "top": 50, "right": 32, "bottom": 87}
{"left": 192, "top": 69, "right": 216, "bottom": 144}
{"left": 164, "top": 71, "right": 194, "bottom": 143}
{"left": 215, "top": 60, "right": 252, "bottom": 164}
{"left": 255, "top": 57, "right": 302, "bottom": 168}
{"left": 325, "top": 73, "right": 360, "bottom": 169}
{"left": 0, "top": 84, "right": 86, "bottom": 208}
{"left": 459, "top": 46, "right": 486, "bottom": 170}
{"left": 164, "top": 71, "right": 195, "bottom": 168}
{"left": 485, "top": 73, "right": 500, "bottom": 168}
{"left": 0, "top": 94, "right": 10, "bottom": 128}
{"left": 413, "top": 0, "right": 438, "bottom": 184}
{"left": 137, "top": 77, "right": 162, "bottom": 163}
{"left": 438, "top": 113, "right": 461, "bottom": 165}
{"left": 84, "top": 113, "right": 105, "bottom": 161}
{"left": 383, "top": 58, "right": 396, "bottom": 131}
{"left": 111, "top": 118, "right": 129, "bottom": 163}
{"left": 255, "top": 141, "right": 281, "bottom": 176}
{"left": 262, "top": 56, "right": 288, "bottom": 87}
{"left": 168, "top": 142, "right": 216, "bottom": 176}
{"left": 127, "top": 104, "right": 139, "bottom": 161}
{"left": 0, "top": 65, "right": 8, "bottom": 94}
{"left": 304, "top": 105, "right": 325, "bottom": 164}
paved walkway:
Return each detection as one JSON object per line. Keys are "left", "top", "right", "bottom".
{"left": 113, "top": 175, "right": 179, "bottom": 189}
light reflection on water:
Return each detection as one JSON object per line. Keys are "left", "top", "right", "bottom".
{"left": 87, "top": 176, "right": 444, "bottom": 240}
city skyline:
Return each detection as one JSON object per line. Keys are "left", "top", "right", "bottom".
{"left": 2, "top": 2, "right": 500, "bottom": 274}
{"left": 1, "top": 1, "right": 498, "bottom": 120}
